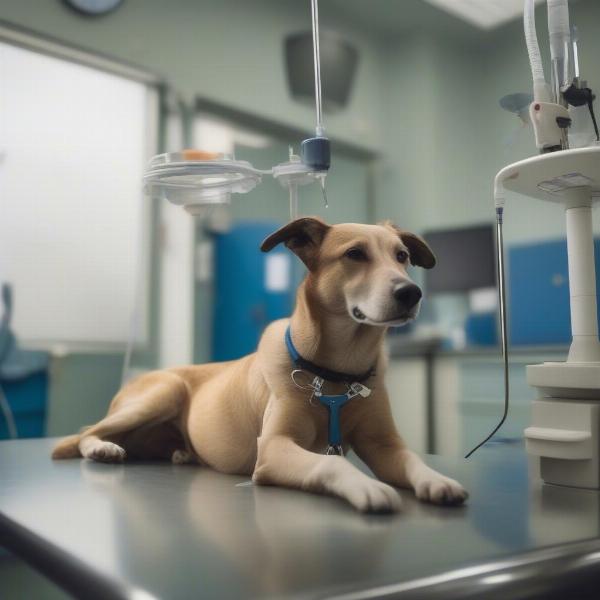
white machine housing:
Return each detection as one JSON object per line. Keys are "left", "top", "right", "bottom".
{"left": 498, "top": 146, "right": 600, "bottom": 488}
{"left": 529, "top": 101, "right": 571, "bottom": 151}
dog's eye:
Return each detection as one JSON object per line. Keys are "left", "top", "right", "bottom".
{"left": 345, "top": 247, "right": 367, "bottom": 261}
{"left": 396, "top": 250, "right": 409, "bottom": 264}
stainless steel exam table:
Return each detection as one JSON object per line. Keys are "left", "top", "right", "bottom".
{"left": 2, "top": 438, "right": 600, "bottom": 600}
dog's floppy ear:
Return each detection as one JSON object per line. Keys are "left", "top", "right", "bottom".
{"left": 400, "top": 231, "right": 436, "bottom": 269}
{"left": 261, "top": 217, "right": 330, "bottom": 270}
{"left": 383, "top": 221, "right": 436, "bottom": 269}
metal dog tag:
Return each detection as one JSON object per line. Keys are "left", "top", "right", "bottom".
{"left": 311, "top": 376, "right": 324, "bottom": 397}
{"left": 326, "top": 444, "right": 344, "bottom": 456}
{"left": 349, "top": 382, "right": 371, "bottom": 398}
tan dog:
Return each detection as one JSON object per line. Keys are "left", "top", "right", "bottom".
{"left": 52, "top": 218, "right": 467, "bottom": 512}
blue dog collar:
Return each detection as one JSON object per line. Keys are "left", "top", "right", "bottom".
{"left": 284, "top": 326, "right": 375, "bottom": 384}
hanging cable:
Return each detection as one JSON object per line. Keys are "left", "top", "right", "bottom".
{"left": 465, "top": 203, "right": 510, "bottom": 458}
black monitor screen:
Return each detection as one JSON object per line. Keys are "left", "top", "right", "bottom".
{"left": 424, "top": 224, "right": 496, "bottom": 293}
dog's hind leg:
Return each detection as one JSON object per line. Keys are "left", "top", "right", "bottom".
{"left": 52, "top": 433, "right": 84, "bottom": 459}
{"left": 78, "top": 371, "right": 189, "bottom": 463}
{"left": 171, "top": 449, "right": 195, "bottom": 464}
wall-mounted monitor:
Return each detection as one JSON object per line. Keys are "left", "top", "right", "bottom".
{"left": 423, "top": 224, "right": 496, "bottom": 293}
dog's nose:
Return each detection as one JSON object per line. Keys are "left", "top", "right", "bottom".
{"left": 393, "top": 284, "right": 422, "bottom": 310}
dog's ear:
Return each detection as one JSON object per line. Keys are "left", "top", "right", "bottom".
{"left": 382, "top": 222, "right": 436, "bottom": 269}
{"left": 261, "top": 217, "right": 330, "bottom": 270}
{"left": 400, "top": 231, "right": 436, "bottom": 269}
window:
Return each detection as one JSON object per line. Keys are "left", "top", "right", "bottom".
{"left": 0, "top": 40, "right": 158, "bottom": 348}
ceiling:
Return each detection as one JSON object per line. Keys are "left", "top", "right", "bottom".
{"left": 322, "top": 0, "right": 489, "bottom": 40}
{"left": 323, "top": 0, "right": 585, "bottom": 40}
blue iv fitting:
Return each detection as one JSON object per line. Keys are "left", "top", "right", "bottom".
{"left": 301, "top": 136, "right": 331, "bottom": 172}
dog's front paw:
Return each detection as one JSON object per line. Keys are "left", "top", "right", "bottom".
{"left": 305, "top": 456, "right": 403, "bottom": 514}
{"left": 83, "top": 441, "right": 126, "bottom": 463}
{"left": 344, "top": 478, "right": 403, "bottom": 514}
{"left": 414, "top": 474, "right": 468, "bottom": 506}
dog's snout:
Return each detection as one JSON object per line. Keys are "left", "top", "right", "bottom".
{"left": 393, "top": 284, "right": 422, "bottom": 310}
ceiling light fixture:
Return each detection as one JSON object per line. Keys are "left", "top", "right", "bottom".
{"left": 423, "top": 0, "right": 545, "bottom": 30}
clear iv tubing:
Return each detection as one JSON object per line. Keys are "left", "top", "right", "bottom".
{"left": 548, "top": 0, "right": 571, "bottom": 104}
{"left": 121, "top": 204, "right": 147, "bottom": 386}
{"left": 0, "top": 383, "right": 17, "bottom": 439}
{"left": 465, "top": 197, "right": 510, "bottom": 458}
{"left": 310, "top": 0, "right": 324, "bottom": 137}
{"left": 289, "top": 184, "right": 299, "bottom": 220}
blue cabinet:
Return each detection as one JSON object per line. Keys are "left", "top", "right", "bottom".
{"left": 212, "top": 222, "right": 294, "bottom": 361}
{"left": 508, "top": 239, "right": 600, "bottom": 345}
{"left": 0, "top": 372, "right": 48, "bottom": 439}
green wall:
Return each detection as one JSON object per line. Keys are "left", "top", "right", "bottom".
{"left": 0, "top": 0, "right": 387, "bottom": 151}
{"left": 377, "top": 0, "right": 600, "bottom": 244}
{"left": 46, "top": 353, "right": 123, "bottom": 435}
{"left": 375, "top": 31, "right": 489, "bottom": 234}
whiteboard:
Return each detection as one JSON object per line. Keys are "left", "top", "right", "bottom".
{"left": 0, "top": 42, "right": 156, "bottom": 348}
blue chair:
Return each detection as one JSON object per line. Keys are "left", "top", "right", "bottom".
{"left": 0, "top": 284, "right": 49, "bottom": 439}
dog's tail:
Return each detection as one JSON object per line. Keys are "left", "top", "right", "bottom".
{"left": 51, "top": 433, "right": 82, "bottom": 459}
